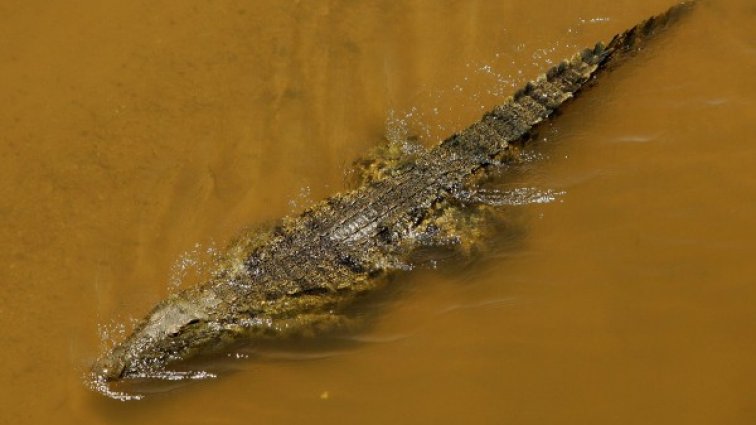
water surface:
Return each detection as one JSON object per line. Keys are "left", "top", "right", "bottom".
{"left": 1, "top": 0, "right": 755, "bottom": 423}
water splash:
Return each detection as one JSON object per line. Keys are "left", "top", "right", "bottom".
{"left": 288, "top": 185, "right": 313, "bottom": 212}
{"left": 87, "top": 375, "right": 144, "bottom": 402}
{"left": 385, "top": 107, "right": 435, "bottom": 147}
{"left": 169, "top": 241, "right": 219, "bottom": 290}
{"left": 87, "top": 369, "right": 217, "bottom": 401}
{"left": 124, "top": 370, "right": 218, "bottom": 381}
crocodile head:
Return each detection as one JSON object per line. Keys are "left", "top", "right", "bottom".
{"left": 90, "top": 287, "right": 229, "bottom": 384}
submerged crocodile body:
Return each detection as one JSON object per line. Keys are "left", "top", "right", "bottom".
{"left": 90, "top": 2, "right": 696, "bottom": 399}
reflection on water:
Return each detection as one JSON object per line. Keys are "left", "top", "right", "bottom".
{"left": 0, "top": 0, "right": 755, "bottom": 423}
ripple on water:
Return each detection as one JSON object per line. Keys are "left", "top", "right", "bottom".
{"left": 610, "top": 133, "right": 660, "bottom": 144}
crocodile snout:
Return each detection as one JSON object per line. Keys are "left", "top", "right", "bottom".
{"left": 90, "top": 346, "right": 129, "bottom": 382}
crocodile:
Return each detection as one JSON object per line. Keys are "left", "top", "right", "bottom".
{"left": 90, "top": 1, "right": 697, "bottom": 399}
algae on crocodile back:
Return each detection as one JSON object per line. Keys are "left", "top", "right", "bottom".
{"left": 89, "top": 1, "right": 698, "bottom": 400}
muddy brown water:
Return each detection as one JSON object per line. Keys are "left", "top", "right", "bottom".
{"left": 1, "top": 0, "right": 755, "bottom": 423}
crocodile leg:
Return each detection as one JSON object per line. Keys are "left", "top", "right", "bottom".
{"left": 451, "top": 186, "right": 564, "bottom": 207}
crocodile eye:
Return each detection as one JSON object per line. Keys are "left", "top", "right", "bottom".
{"left": 167, "top": 319, "right": 202, "bottom": 338}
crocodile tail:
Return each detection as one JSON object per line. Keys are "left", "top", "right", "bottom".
{"left": 601, "top": 0, "right": 697, "bottom": 67}
{"left": 445, "top": 1, "right": 696, "bottom": 162}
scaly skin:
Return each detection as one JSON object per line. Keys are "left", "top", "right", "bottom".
{"left": 90, "top": 1, "right": 697, "bottom": 397}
